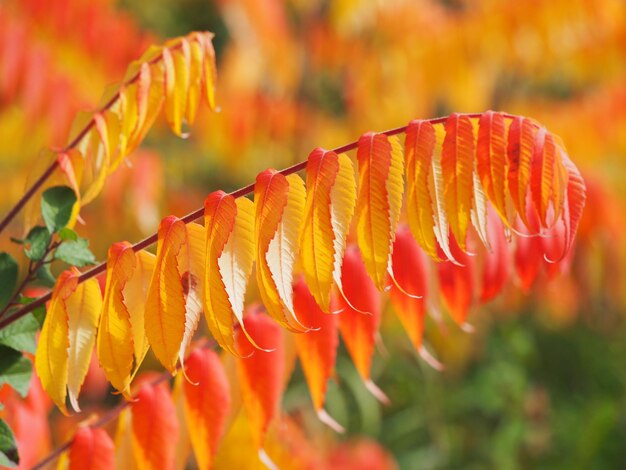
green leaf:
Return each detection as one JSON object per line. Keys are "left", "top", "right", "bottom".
{"left": 0, "top": 347, "right": 32, "bottom": 398}
{"left": 20, "top": 297, "right": 47, "bottom": 328}
{"left": 54, "top": 238, "right": 96, "bottom": 267}
{"left": 35, "top": 264, "right": 56, "bottom": 288}
{"left": 24, "top": 226, "right": 50, "bottom": 261}
{"left": 0, "top": 419, "right": 19, "bottom": 468}
{"left": 0, "top": 313, "right": 38, "bottom": 354}
{"left": 0, "top": 253, "right": 18, "bottom": 310}
{"left": 41, "top": 186, "right": 76, "bottom": 233}
{"left": 58, "top": 227, "right": 78, "bottom": 241}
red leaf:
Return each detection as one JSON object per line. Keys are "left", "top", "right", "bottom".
{"left": 236, "top": 310, "right": 285, "bottom": 449}
{"left": 480, "top": 209, "right": 511, "bottom": 303}
{"left": 131, "top": 381, "right": 179, "bottom": 470}
{"left": 437, "top": 236, "right": 474, "bottom": 325}
{"left": 389, "top": 226, "right": 428, "bottom": 350}
{"left": 69, "top": 427, "right": 115, "bottom": 470}
{"left": 183, "top": 348, "right": 231, "bottom": 469}
{"left": 335, "top": 247, "right": 385, "bottom": 401}
{"left": 293, "top": 278, "right": 339, "bottom": 413}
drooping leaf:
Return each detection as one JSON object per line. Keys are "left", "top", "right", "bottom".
{"left": 255, "top": 170, "right": 307, "bottom": 332}
{"left": 514, "top": 216, "right": 543, "bottom": 292}
{"left": 204, "top": 191, "right": 255, "bottom": 354}
{"left": 441, "top": 113, "right": 475, "bottom": 251}
{"left": 355, "top": 133, "right": 404, "bottom": 290}
{"left": 203, "top": 192, "right": 239, "bottom": 355}
{"left": 477, "top": 111, "right": 508, "bottom": 221}
{"left": 300, "top": 149, "right": 356, "bottom": 312}
{"left": 389, "top": 226, "right": 428, "bottom": 351}
{"left": 480, "top": 209, "right": 511, "bottom": 303}
{"left": 560, "top": 153, "right": 587, "bottom": 260}
{"left": 132, "top": 380, "right": 179, "bottom": 470}
{"left": 236, "top": 310, "right": 285, "bottom": 449}
{"left": 179, "top": 223, "right": 206, "bottom": 366}
{"left": 183, "top": 348, "right": 231, "bottom": 469}
{"left": 335, "top": 247, "right": 386, "bottom": 402}
{"left": 68, "top": 427, "right": 115, "bottom": 470}
{"left": 41, "top": 186, "right": 77, "bottom": 233}
{"left": 97, "top": 242, "right": 137, "bottom": 398}
{"left": 404, "top": 120, "right": 439, "bottom": 259}
{"left": 35, "top": 269, "right": 80, "bottom": 414}
{"left": 437, "top": 236, "right": 474, "bottom": 326}
{"left": 507, "top": 116, "right": 536, "bottom": 228}
{"left": 124, "top": 251, "right": 155, "bottom": 364}
{"left": 66, "top": 277, "right": 102, "bottom": 411}
{"left": 145, "top": 216, "right": 188, "bottom": 374}
{"left": 293, "top": 278, "right": 341, "bottom": 429}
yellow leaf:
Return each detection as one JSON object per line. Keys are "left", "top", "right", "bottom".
{"left": 66, "top": 277, "right": 103, "bottom": 412}
{"left": 300, "top": 149, "right": 339, "bottom": 312}
{"left": 330, "top": 153, "right": 357, "bottom": 294}
{"left": 145, "top": 216, "right": 188, "bottom": 373}
{"left": 218, "top": 198, "right": 257, "bottom": 346}
{"left": 179, "top": 222, "right": 206, "bottom": 365}
{"left": 185, "top": 38, "right": 204, "bottom": 125}
{"left": 35, "top": 269, "right": 79, "bottom": 415}
{"left": 405, "top": 120, "right": 439, "bottom": 260}
{"left": 255, "top": 170, "right": 307, "bottom": 332}
{"left": 97, "top": 242, "right": 137, "bottom": 397}
{"left": 441, "top": 113, "right": 475, "bottom": 251}
{"left": 123, "top": 251, "right": 155, "bottom": 365}
{"left": 355, "top": 133, "right": 404, "bottom": 290}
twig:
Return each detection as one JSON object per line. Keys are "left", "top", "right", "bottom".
{"left": 0, "top": 240, "right": 59, "bottom": 319}
{"left": 0, "top": 112, "right": 521, "bottom": 330}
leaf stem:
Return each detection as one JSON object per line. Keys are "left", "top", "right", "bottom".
{"left": 0, "top": 112, "right": 519, "bottom": 330}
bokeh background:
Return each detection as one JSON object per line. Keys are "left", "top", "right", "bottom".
{"left": 1, "top": 0, "right": 626, "bottom": 468}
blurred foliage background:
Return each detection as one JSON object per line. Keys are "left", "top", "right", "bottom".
{"left": 1, "top": 0, "right": 626, "bottom": 468}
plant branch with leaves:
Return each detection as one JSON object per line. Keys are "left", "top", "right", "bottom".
{"left": 0, "top": 28, "right": 587, "bottom": 469}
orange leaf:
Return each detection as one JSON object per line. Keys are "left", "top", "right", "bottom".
{"left": 68, "top": 427, "right": 115, "bottom": 470}
{"left": 236, "top": 310, "right": 285, "bottom": 449}
{"left": 183, "top": 349, "right": 231, "bottom": 469}
{"left": 507, "top": 116, "right": 536, "bottom": 228}
{"left": 300, "top": 148, "right": 339, "bottom": 311}
{"left": 145, "top": 216, "right": 188, "bottom": 374}
{"left": 203, "top": 191, "right": 238, "bottom": 354}
{"left": 255, "top": 170, "right": 307, "bottom": 332}
{"left": 404, "top": 120, "right": 439, "bottom": 259}
{"left": 132, "top": 381, "right": 179, "bottom": 470}
{"left": 97, "top": 242, "right": 137, "bottom": 398}
{"left": 355, "top": 132, "right": 404, "bottom": 290}
{"left": 441, "top": 113, "right": 475, "bottom": 251}
{"left": 477, "top": 111, "right": 508, "bottom": 221}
